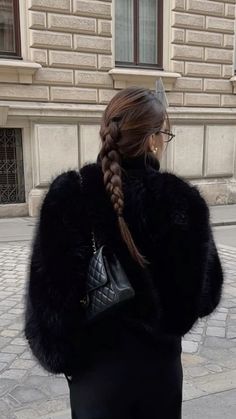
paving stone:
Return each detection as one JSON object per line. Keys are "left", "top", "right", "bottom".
{"left": 227, "top": 326, "right": 236, "bottom": 339}
{"left": 193, "top": 369, "right": 236, "bottom": 394}
{"left": 0, "top": 353, "right": 17, "bottom": 363}
{"left": 206, "top": 364, "right": 223, "bottom": 373}
{"left": 221, "top": 300, "right": 236, "bottom": 309}
{"left": 40, "top": 411, "right": 71, "bottom": 419}
{"left": 14, "top": 408, "right": 39, "bottom": 419}
{"left": 0, "top": 318, "right": 14, "bottom": 327}
{"left": 210, "top": 312, "right": 228, "bottom": 321}
{"left": 2, "top": 345, "right": 25, "bottom": 354}
{"left": 11, "top": 338, "right": 26, "bottom": 346}
{"left": 8, "top": 322, "right": 23, "bottom": 331}
{"left": 30, "top": 365, "right": 51, "bottom": 377}
{"left": 10, "top": 359, "right": 36, "bottom": 369}
{"left": 1, "top": 329, "right": 20, "bottom": 338}
{"left": 191, "top": 326, "right": 204, "bottom": 334}
{"left": 23, "top": 375, "right": 46, "bottom": 387}
{"left": 183, "top": 333, "right": 202, "bottom": 342}
{"left": 182, "top": 353, "right": 207, "bottom": 367}
{"left": 0, "top": 369, "right": 28, "bottom": 380}
{"left": 4, "top": 392, "right": 22, "bottom": 409}
{"left": 8, "top": 309, "right": 23, "bottom": 315}
{"left": 42, "top": 376, "right": 69, "bottom": 396}
{"left": 0, "top": 362, "right": 7, "bottom": 372}
{"left": 206, "top": 326, "right": 225, "bottom": 337}
{"left": 0, "top": 336, "right": 11, "bottom": 349}
{"left": 185, "top": 366, "right": 209, "bottom": 378}
{"left": 182, "top": 341, "right": 199, "bottom": 354}
{"left": 19, "top": 351, "right": 34, "bottom": 360}
{"left": 204, "top": 336, "right": 236, "bottom": 349}
{"left": 207, "top": 319, "right": 226, "bottom": 327}
{"left": 183, "top": 380, "right": 207, "bottom": 401}
{"left": 0, "top": 399, "right": 15, "bottom": 419}
{"left": 28, "top": 398, "right": 70, "bottom": 417}
{"left": 10, "top": 385, "right": 47, "bottom": 403}
{"left": 201, "top": 347, "right": 236, "bottom": 369}
{"left": 0, "top": 378, "right": 17, "bottom": 397}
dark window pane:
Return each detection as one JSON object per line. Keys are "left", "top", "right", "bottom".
{"left": 0, "top": 0, "right": 15, "bottom": 54}
{"left": 115, "top": 0, "right": 134, "bottom": 63}
{"left": 139, "top": 0, "right": 157, "bottom": 64}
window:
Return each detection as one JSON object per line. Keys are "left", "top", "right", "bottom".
{"left": 0, "top": 128, "right": 25, "bottom": 204}
{"left": 0, "top": 0, "right": 21, "bottom": 59}
{"left": 115, "top": 0, "right": 163, "bottom": 69}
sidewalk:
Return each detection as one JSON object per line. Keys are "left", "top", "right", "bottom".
{"left": 0, "top": 204, "right": 235, "bottom": 244}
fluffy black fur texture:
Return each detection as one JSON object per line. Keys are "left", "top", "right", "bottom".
{"left": 24, "top": 154, "right": 223, "bottom": 375}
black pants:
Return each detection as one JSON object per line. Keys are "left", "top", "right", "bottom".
{"left": 67, "top": 325, "right": 183, "bottom": 419}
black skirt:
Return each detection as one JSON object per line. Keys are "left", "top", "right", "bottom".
{"left": 67, "top": 319, "right": 183, "bottom": 419}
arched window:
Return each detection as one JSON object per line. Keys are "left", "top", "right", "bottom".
{"left": 0, "top": 0, "right": 21, "bottom": 59}
{"left": 115, "top": 0, "right": 163, "bottom": 69}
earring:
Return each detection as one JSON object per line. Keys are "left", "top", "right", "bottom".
{"left": 152, "top": 146, "right": 158, "bottom": 154}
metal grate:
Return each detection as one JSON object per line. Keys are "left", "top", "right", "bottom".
{"left": 0, "top": 128, "right": 25, "bottom": 204}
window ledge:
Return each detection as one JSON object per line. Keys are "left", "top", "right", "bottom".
{"left": 109, "top": 68, "right": 181, "bottom": 91}
{"left": 230, "top": 76, "right": 236, "bottom": 94}
{"left": 0, "top": 59, "right": 41, "bottom": 84}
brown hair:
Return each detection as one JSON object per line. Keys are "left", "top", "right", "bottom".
{"left": 98, "top": 87, "right": 167, "bottom": 268}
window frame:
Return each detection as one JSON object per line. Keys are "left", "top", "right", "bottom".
{"left": 0, "top": 0, "right": 22, "bottom": 60}
{"left": 115, "top": 0, "right": 163, "bottom": 70}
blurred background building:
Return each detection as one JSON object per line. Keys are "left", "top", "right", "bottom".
{"left": 0, "top": 0, "right": 236, "bottom": 216}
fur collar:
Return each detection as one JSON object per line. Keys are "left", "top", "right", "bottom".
{"left": 96, "top": 152, "right": 160, "bottom": 173}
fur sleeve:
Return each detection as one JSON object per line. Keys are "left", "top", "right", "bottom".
{"left": 147, "top": 172, "right": 224, "bottom": 335}
{"left": 24, "top": 171, "right": 90, "bottom": 375}
{"left": 198, "top": 228, "right": 223, "bottom": 318}
{"left": 181, "top": 182, "right": 223, "bottom": 319}
{"left": 165, "top": 175, "right": 223, "bottom": 334}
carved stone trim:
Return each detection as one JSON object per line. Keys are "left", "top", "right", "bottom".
{"left": 0, "top": 60, "right": 41, "bottom": 84}
{"left": 109, "top": 68, "right": 181, "bottom": 91}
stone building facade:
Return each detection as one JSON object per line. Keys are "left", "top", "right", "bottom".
{"left": 0, "top": 0, "right": 236, "bottom": 217}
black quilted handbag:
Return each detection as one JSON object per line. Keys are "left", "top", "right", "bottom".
{"left": 79, "top": 173, "right": 135, "bottom": 323}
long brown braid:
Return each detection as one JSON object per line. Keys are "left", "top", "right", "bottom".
{"left": 99, "top": 87, "right": 167, "bottom": 268}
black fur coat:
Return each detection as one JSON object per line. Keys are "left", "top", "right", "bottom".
{"left": 24, "top": 153, "right": 223, "bottom": 375}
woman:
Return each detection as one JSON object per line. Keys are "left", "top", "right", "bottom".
{"left": 25, "top": 87, "right": 223, "bottom": 419}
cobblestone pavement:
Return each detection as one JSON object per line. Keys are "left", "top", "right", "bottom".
{"left": 0, "top": 243, "right": 235, "bottom": 418}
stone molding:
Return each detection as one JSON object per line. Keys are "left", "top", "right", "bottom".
{"left": 0, "top": 101, "right": 105, "bottom": 122}
{"left": 0, "top": 60, "right": 41, "bottom": 84}
{"left": 168, "top": 107, "right": 236, "bottom": 122}
{"left": 0, "top": 203, "right": 28, "bottom": 218}
{"left": 230, "top": 76, "right": 236, "bottom": 94}
{"left": 108, "top": 68, "right": 181, "bottom": 91}
{"left": 2, "top": 101, "right": 236, "bottom": 123}
{"left": 0, "top": 106, "right": 9, "bottom": 126}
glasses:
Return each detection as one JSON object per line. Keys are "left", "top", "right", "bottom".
{"left": 155, "top": 130, "right": 175, "bottom": 143}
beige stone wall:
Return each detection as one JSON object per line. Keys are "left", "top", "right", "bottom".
{"left": 0, "top": 0, "right": 236, "bottom": 215}
{"left": 171, "top": 0, "right": 236, "bottom": 107}
{"left": 0, "top": 0, "right": 114, "bottom": 103}
{"left": 0, "top": 0, "right": 235, "bottom": 105}
{"left": 29, "top": 0, "right": 114, "bottom": 104}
